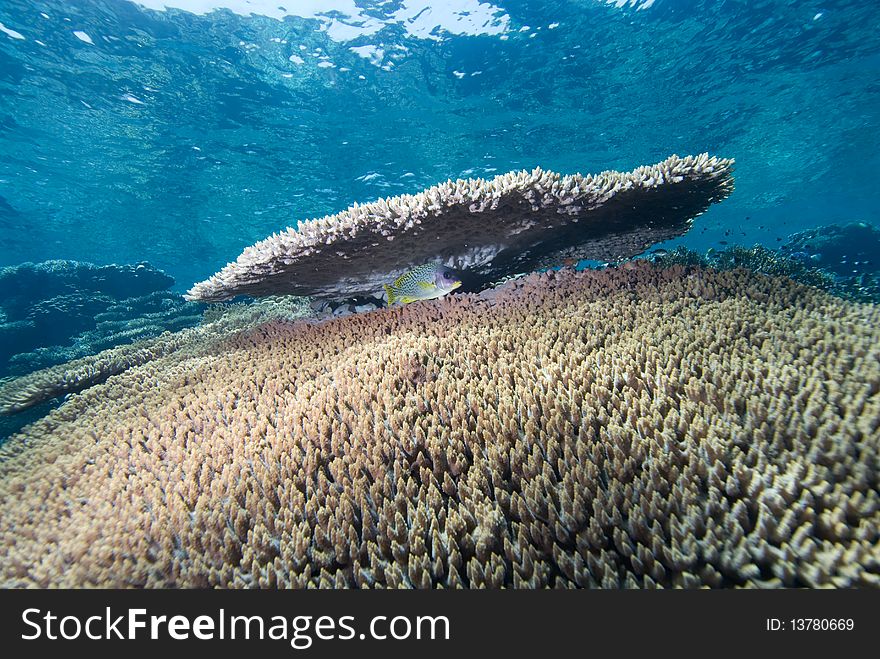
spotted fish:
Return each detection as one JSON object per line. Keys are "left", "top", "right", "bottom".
{"left": 384, "top": 263, "right": 462, "bottom": 305}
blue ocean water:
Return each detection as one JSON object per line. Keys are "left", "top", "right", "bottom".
{"left": 1, "top": 0, "right": 878, "bottom": 291}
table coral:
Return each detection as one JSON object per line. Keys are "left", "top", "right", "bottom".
{"left": 186, "top": 154, "right": 734, "bottom": 301}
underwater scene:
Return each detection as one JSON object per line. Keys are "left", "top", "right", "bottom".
{"left": 0, "top": 0, "right": 878, "bottom": 588}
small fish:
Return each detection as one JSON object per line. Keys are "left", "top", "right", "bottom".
{"left": 384, "top": 263, "right": 462, "bottom": 305}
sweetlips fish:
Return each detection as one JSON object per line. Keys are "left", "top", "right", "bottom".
{"left": 384, "top": 263, "right": 462, "bottom": 305}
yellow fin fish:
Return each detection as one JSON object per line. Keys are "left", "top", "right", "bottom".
{"left": 384, "top": 263, "right": 462, "bottom": 305}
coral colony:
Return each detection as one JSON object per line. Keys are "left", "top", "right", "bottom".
{"left": 1, "top": 153, "right": 878, "bottom": 589}
{"left": 185, "top": 154, "right": 734, "bottom": 301}
{"left": 1, "top": 264, "right": 878, "bottom": 587}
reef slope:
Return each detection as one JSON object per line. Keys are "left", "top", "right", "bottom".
{"left": 1, "top": 263, "right": 878, "bottom": 588}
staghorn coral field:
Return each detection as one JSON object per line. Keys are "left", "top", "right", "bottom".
{"left": 0, "top": 264, "right": 878, "bottom": 588}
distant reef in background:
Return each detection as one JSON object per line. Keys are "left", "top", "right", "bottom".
{"left": 780, "top": 222, "right": 880, "bottom": 279}
{"left": 650, "top": 223, "right": 880, "bottom": 304}
{"left": 0, "top": 260, "right": 203, "bottom": 378}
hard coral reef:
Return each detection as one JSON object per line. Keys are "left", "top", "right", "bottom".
{"left": 782, "top": 223, "right": 880, "bottom": 303}
{"left": 1, "top": 263, "right": 878, "bottom": 588}
{"left": 651, "top": 243, "right": 880, "bottom": 303}
{"left": 782, "top": 222, "right": 880, "bottom": 277}
{"left": 652, "top": 245, "right": 834, "bottom": 289}
{"left": 0, "top": 260, "right": 202, "bottom": 377}
{"left": 0, "top": 295, "right": 313, "bottom": 416}
{"left": 186, "top": 154, "right": 734, "bottom": 301}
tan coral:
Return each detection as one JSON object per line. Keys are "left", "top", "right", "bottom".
{"left": 0, "top": 295, "right": 312, "bottom": 415}
{"left": 0, "top": 263, "right": 878, "bottom": 588}
{"left": 185, "top": 154, "right": 734, "bottom": 301}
